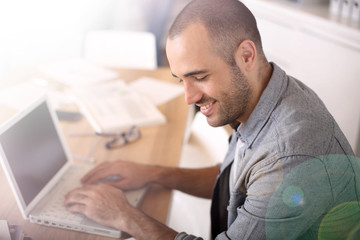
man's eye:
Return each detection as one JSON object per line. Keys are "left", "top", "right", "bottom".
{"left": 195, "top": 75, "right": 207, "bottom": 81}
{"left": 178, "top": 78, "right": 184, "bottom": 83}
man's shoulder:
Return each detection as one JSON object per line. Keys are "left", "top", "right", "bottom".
{"left": 264, "top": 75, "right": 336, "bottom": 155}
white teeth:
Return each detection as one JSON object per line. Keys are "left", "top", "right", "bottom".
{"left": 200, "top": 103, "right": 212, "bottom": 110}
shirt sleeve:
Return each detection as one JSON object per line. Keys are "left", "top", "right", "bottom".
{"left": 175, "top": 232, "right": 204, "bottom": 240}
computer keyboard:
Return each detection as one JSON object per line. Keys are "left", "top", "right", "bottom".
{"left": 38, "top": 164, "right": 92, "bottom": 223}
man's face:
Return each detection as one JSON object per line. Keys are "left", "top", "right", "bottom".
{"left": 166, "top": 23, "right": 252, "bottom": 127}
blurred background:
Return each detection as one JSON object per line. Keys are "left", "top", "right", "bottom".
{"left": 0, "top": 0, "right": 191, "bottom": 88}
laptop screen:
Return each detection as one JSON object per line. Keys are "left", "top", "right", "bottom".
{"left": 0, "top": 101, "right": 67, "bottom": 206}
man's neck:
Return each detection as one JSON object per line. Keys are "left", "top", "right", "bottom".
{"left": 235, "top": 62, "right": 273, "bottom": 126}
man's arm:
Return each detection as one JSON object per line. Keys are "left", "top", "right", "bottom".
{"left": 81, "top": 160, "right": 220, "bottom": 199}
{"left": 152, "top": 164, "right": 220, "bottom": 198}
{"left": 65, "top": 161, "right": 220, "bottom": 239}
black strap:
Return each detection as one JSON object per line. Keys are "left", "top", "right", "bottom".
{"left": 210, "top": 163, "right": 232, "bottom": 239}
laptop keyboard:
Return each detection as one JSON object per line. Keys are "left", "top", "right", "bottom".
{"left": 38, "top": 164, "right": 93, "bottom": 223}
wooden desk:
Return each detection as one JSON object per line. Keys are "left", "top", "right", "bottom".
{"left": 0, "top": 67, "right": 188, "bottom": 239}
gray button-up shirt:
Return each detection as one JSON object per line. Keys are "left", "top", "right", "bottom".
{"left": 176, "top": 63, "right": 360, "bottom": 240}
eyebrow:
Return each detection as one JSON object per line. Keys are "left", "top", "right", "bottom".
{"left": 171, "top": 70, "right": 209, "bottom": 79}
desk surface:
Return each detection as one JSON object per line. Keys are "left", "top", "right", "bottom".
{"left": 0, "top": 67, "right": 188, "bottom": 239}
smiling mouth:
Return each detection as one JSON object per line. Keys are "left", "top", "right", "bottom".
{"left": 197, "top": 101, "right": 216, "bottom": 116}
{"left": 200, "top": 103, "right": 213, "bottom": 110}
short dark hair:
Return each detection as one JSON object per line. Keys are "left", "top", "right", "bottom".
{"left": 168, "top": 0, "right": 265, "bottom": 66}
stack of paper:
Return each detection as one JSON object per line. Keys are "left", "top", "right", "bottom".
{"left": 38, "top": 59, "right": 184, "bottom": 133}
{"left": 72, "top": 80, "right": 167, "bottom": 133}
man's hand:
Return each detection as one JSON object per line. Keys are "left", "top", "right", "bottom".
{"left": 81, "top": 160, "right": 158, "bottom": 190}
{"left": 64, "top": 183, "right": 178, "bottom": 240}
{"left": 64, "top": 184, "right": 132, "bottom": 229}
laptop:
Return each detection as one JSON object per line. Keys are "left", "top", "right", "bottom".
{"left": 0, "top": 95, "right": 146, "bottom": 238}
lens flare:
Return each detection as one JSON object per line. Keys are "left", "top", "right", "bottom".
{"left": 282, "top": 185, "right": 305, "bottom": 207}
{"left": 318, "top": 201, "right": 360, "bottom": 240}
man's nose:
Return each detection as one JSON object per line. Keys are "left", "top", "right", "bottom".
{"left": 184, "top": 80, "right": 201, "bottom": 105}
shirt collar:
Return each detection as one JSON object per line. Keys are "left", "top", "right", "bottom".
{"left": 237, "top": 63, "right": 287, "bottom": 148}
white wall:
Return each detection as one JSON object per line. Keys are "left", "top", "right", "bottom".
{"left": 243, "top": 0, "right": 360, "bottom": 156}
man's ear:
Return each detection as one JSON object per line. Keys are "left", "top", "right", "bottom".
{"left": 234, "top": 40, "right": 257, "bottom": 72}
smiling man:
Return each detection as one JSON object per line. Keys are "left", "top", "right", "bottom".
{"left": 167, "top": 22, "right": 262, "bottom": 128}
{"left": 65, "top": 0, "right": 360, "bottom": 239}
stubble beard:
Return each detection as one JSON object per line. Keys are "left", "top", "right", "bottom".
{"left": 208, "top": 65, "right": 252, "bottom": 127}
